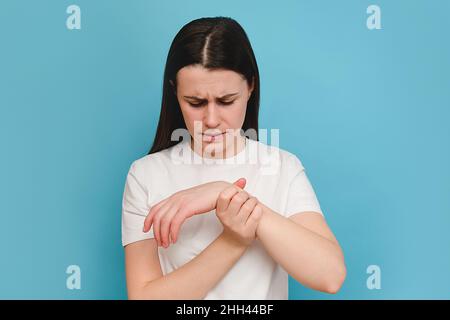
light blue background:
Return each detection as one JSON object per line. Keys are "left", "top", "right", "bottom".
{"left": 1, "top": 0, "right": 449, "bottom": 299}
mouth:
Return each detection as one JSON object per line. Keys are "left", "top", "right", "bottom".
{"left": 203, "top": 132, "right": 223, "bottom": 136}
{"left": 202, "top": 132, "right": 224, "bottom": 142}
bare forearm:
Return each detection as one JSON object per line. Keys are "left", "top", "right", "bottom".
{"left": 136, "top": 233, "right": 247, "bottom": 299}
{"left": 256, "top": 203, "right": 346, "bottom": 293}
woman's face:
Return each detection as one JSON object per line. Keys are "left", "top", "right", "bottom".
{"left": 175, "top": 64, "right": 254, "bottom": 158}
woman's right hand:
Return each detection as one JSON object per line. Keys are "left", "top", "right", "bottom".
{"left": 143, "top": 178, "right": 246, "bottom": 247}
{"left": 216, "top": 179, "right": 263, "bottom": 247}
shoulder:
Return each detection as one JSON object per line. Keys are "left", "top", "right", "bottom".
{"left": 127, "top": 143, "right": 182, "bottom": 180}
{"left": 250, "top": 138, "right": 305, "bottom": 173}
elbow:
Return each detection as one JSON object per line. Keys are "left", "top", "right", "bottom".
{"left": 324, "top": 263, "right": 346, "bottom": 294}
{"left": 127, "top": 281, "right": 158, "bottom": 300}
{"left": 128, "top": 290, "right": 160, "bottom": 300}
{"left": 127, "top": 293, "right": 143, "bottom": 300}
{"left": 127, "top": 289, "right": 150, "bottom": 300}
{"left": 127, "top": 280, "right": 205, "bottom": 300}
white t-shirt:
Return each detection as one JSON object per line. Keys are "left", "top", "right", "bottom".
{"left": 121, "top": 136, "right": 324, "bottom": 299}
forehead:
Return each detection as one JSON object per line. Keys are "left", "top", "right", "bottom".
{"left": 176, "top": 65, "right": 246, "bottom": 96}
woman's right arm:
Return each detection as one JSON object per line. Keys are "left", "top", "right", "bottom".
{"left": 125, "top": 233, "right": 247, "bottom": 300}
{"left": 125, "top": 181, "right": 262, "bottom": 300}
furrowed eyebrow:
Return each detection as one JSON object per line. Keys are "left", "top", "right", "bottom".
{"left": 183, "top": 92, "right": 239, "bottom": 100}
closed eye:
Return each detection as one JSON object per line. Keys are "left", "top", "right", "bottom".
{"left": 218, "top": 100, "right": 234, "bottom": 106}
{"left": 187, "top": 100, "right": 235, "bottom": 108}
{"left": 188, "top": 101, "right": 205, "bottom": 108}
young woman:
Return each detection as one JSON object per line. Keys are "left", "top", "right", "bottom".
{"left": 122, "top": 17, "right": 346, "bottom": 300}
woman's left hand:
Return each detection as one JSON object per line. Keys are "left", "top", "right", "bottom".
{"left": 143, "top": 178, "right": 246, "bottom": 248}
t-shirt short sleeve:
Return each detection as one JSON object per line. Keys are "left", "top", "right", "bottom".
{"left": 285, "top": 155, "right": 324, "bottom": 218}
{"left": 121, "top": 161, "right": 155, "bottom": 247}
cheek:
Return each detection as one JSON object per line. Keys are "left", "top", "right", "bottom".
{"left": 227, "top": 100, "right": 247, "bottom": 126}
{"left": 179, "top": 103, "right": 203, "bottom": 129}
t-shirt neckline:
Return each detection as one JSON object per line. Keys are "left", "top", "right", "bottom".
{"left": 183, "top": 136, "right": 251, "bottom": 166}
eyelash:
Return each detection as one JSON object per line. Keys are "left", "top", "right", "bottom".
{"left": 188, "top": 100, "right": 234, "bottom": 108}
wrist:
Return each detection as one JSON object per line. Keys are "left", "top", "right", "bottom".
{"left": 211, "top": 181, "right": 231, "bottom": 208}
{"left": 219, "top": 232, "right": 249, "bottom": 251}
{"left": 255, "top": 203, "right": 269, "bottom": 239}
{"left": 216, "top": 180, "right": 231, "bottom": 189}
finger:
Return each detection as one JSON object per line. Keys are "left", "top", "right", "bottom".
{"left": 143, "top": 209, "right": 156, "bottom": 233}
{"left": 246, "top": 204, "right": 263, "bottom": 226}
{"left": 233, "top": 178, "right": 246, "bottom": 190}
{"left": 154, "top": 202, "right": 175, "bottom": 247}
{"left": 170, "top": 207, "right": 189, "bottom": 244}
{"left": 237, "top": 196, "right": 258, "bottom": 223}
{"left": 143, "top": 198, "right": 168, "bottom": 232}
{"left": 143, "top": 198, "right": 169, "bottom": 232}
{"left": 160, "top": 205, "right": 179, "bottom": 248}
{"left": 216, "top": 185, "right": 241, "bottom": 213}
{"left": 227, "top": 191, "right": 250, "bottom": 217}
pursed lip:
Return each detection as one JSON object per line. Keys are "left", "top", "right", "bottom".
{"left": 203, "top": 132, "right": 224, "bottom": 136}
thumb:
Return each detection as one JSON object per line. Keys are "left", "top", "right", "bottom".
{"left": 233, "top": 178, "right": 246, "bottom": 189}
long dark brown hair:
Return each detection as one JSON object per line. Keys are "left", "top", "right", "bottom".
{"left": 148, "top": 16, "right": 260, "bottom": 154}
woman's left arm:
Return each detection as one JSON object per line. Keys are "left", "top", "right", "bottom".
{"left": 255, "top": 202, "right": 346, "bottom": 294}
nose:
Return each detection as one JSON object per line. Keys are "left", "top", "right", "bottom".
{"left": 203, "top": 102, "right": 221, "bottom": 129}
